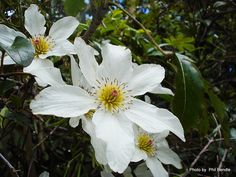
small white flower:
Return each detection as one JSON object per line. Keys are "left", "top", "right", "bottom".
{"left": 132, "top": 126, "right": 182, "bottom": 177}
{"left": 0, "top": 4, "right": 79, "bottom": 87}
{"left": 30, "top": 37, "right": 185, "bottom": 173}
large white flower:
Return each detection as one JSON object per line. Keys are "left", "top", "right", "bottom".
{"left": 30, "top": 37, "right": 185, "bottom": 173}
{"left": 0, "top": 4, "right": 79, "bottom": 86}
{"left": 132, "top": 127, "right": 182, "bottom": 177}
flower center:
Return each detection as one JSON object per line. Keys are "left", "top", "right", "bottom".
{"left": 32, "top": 36, "right": 53, "bottom": 56}
{"left": 137, "top": 134, "right": 156, "bottom": 156}
{"left": 97, "top": 83, "right": 125, "bottom": 112}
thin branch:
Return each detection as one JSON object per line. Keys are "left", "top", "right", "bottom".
{"left": 181, "top": 138, "right": 214, "bottom": 177}
{"left": 0, "top": 153, "right": 20, "bottom": 177}
{"left": 217, "top": 149, "right": 228, "bottom": 177}
{"left": 32, "top": 126, "right": 58, "bottom": 150}
{"left": 82, "top": 0, "right": 109, "bottom": 43}
{"left": 110, "top": 2, "right": 173, "bottom": 58}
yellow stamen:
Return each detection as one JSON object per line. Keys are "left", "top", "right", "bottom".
{"left": 32, "top": 36, "right": 51, "bottom": 56}
{"left": 137, "top": 134, "right": 156, "bottom": 156}
{"left": 97, "top": 84, "right": 124, "bottom": 112}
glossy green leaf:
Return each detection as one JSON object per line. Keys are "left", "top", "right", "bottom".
{"left": 64, "top": 0, "right": 85, "bottom": 16}
{"left": 0, "top": 36, "right": 34, "bottom": 66}
{"left": 172, "top": 53, "right": 205, "bottom": 130}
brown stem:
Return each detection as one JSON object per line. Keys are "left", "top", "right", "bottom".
{"left": 82, "top": 0, "right": 109, "bottom": 43}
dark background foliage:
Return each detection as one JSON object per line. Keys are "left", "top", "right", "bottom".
{"left": 0, "top": 0, "right": 235, "bottom": 177}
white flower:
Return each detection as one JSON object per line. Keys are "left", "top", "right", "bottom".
{"left": 30, "top": 37, "right": 185, "bottom": 173}
{"left": 39, "top": 171, "right": 49, "bottom": 177}
{"left": 132, "top": 127, "right": 182, "bottom": 177}
{"left": 0, "top": 4, "right": 79, "bottom": 87}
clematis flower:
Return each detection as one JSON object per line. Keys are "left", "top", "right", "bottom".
{"left": 0, "top": 4, "right": 79, "bottom": 86}
{"left": 30, "top": 37, "right": 185, "bottom": 173}
{"left": 132, "top": 127, "right": 182, "bottom": 177}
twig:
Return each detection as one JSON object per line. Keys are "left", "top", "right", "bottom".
{"left": 32, "top": 126, "right": 58, "bottom": 150}
{"left": 181, "top": 138, "right": 214, "bottom": 177}
{"left": 217, "top": 149, "right": 228, "bottom": 177}
{"left": 0, "top": 51, "right": 5, "bottom": 73}
{"left": 82, "top": 0, "right": 109, "bottom": 43}
{"left": 0, "top": 153, "right": 20, "bottom": 177}
{"left": 110, "top": 2, "right": 173, "bottom": 58}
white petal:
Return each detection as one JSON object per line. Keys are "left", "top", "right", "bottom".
{"left": 125, "top": 99, "right": 185, "bottom": 142}
{"left": 70, "top": 55, "right": 82, "bottom": 86}
{"left": 23, "top": 59, "right": 65, "bottom": 87}
{"left": 82, "top": 118, "right": 107, "bottom": 165}
{"left": 70, "top": 55, "right": 91, "bottom": 90}
{"left": 69, "top": 117, "right": 81, "bottom": 128}
{"left": 131, "top": 147, "right": 148, "bottom": 162}
{"left": 0, "top": 24, "right": 26, "bottom": 46}
{"left": 24, "top": 4, "right": 46, "bottom": 36}
{"left": 146, "top": 158, "right": 168, "bottom": 177}
{"left": 99, "top": 42, "right": 133, "bottom": 82}
{"left": 127, "top": 64, "right": 165, "bottom": 96}
{"left": 43, "top": 40, "right": 75, "bottom": 58}
{"left": 153, "top": 130, "right": 169, "bottom": 142}
{"left": 156, "top": 147, "right": 182, "bottom": 169}
{"left": 30, "top": 85, "right": 97, "bottom": 117}
{"left": 93, "top": 110, "right": 134, "bottom": 173}
{"left": 39, "top": 171, "right": 49, "bottom": 177}
{"left": 150, "top": 84, "right": 174, "bottom": 95}
{"left": 74, "top": 37, "right": 99, "bottom": 86}
{"left": 23, "top": 58, "right": 53, "bottom": 72}
{"left": 49, "top": 16, "right": 79, "bottom": 41}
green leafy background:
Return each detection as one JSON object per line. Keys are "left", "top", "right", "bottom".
{"left": 0, "top": 0, "right": 235, "bottom": 177}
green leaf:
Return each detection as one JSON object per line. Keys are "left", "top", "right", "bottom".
{"left": 206, "top": 87, "right": 227, "bottom": 120}
{"left": 205, "top": 85, "right": 230, "bottom": 142}
{"left": 64, "top": 0, "right": 85, "bottom": 16}
{"left": 172, "top": 53, "right": 205, "bottom": 130}
{"left": 164, "top": 34, "right": 195, "bottom": 52}
{"left": 0, "top": 36, "right": 34, "bottom": 66}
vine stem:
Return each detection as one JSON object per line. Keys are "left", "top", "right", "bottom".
{"left": 0, "top": 72, "right": 32, "bottom": 78}
{"left": 0, "top": 51, "right": 5, "bottom": 73}
{"left": 82, "top": 0, "right": 109, "bottom": 43}
{"left": 0, "top": 153, "right": 20, "bottom": 177}
{"left": 110, "top": 1, "right": 173, "bottom": 58}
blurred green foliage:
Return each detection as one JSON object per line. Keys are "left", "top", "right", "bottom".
{"left": 0, "top": 0, "right": 235, "bottom": 177}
